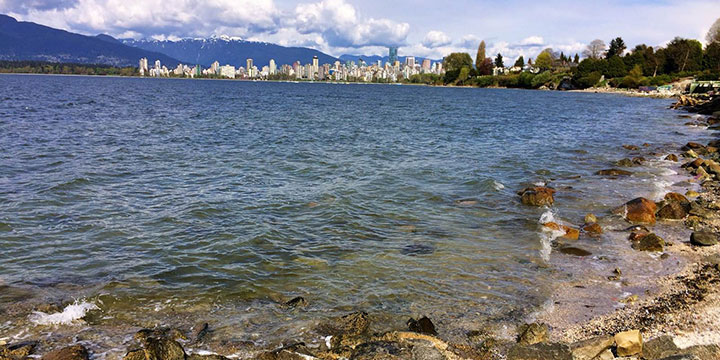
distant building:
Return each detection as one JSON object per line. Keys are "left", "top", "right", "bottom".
{"left": 246, "top": 58, "right": 254, "bottom": 77}
{"left": 219, "top": 65, "right": 236, "bottom": 79}
{"left": 138, "top": 58, "right": 148, "bottom": 76}
{"left": 312, "top": 56, "right": 319, "bottom": 79}
{"left": 269, "top": 59, "right": 276, "bottom": 75}
{"left": 388, "top": 47, "right": 398, "bottom": 66}
{"left": 421, "top": 59, "right": 431, "bottom": 70}
{"left": 405, "top": 56, "right": 415, "bottom": 68}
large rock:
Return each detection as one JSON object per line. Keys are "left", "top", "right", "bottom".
{"left": 614, "top": 197, "right": 657, "bottom": 224}
{"left": 656, "top": 201, "right": 688, "bottom": 220}
{"left": 690, "top": 231, "right": 718, "bottom": 246}
{"left": 664, "top": 192, "right": 689, "bottom": 205}
{"left": 506, "top": 343, "right": 572, "bottom": 360}
{"left": 2, "top": 343, "right": 36, "bottom": 359}
{"left": 317, "top": 311, "right": 370, "bottom": 337}
{"left": 569, "top": 336, "right": 614, "bottom": 360}
{"left": 643, "top": 335, "right": 680, "bottom": 359}
{"left": 124, "top": 331, "right": 186, "bottom": 360}
{"left": 518, "top": 187, "right": 555, "bottom": 207}
{"left": 582, "top": 223, "right": 603, "bottom": 235}
{"left": 516, "top": 323, "right": 549, "bottom": 345}
{"left": 542, "top": 222, "right": 579, "bottom": 240}
{"left": 665, "top": 154, "right": 679, "bottom": 162}
{"left": 596, "top": 169, "right": 632, "bottom": 176}
{"left": 42, "top": 345, "right": 89, "bottom": 360}
{"left": 631, "top": 233, "right": 665, "bottom": 252}
{"left": 614, "top": 330, "right": 642, "bottom": 357}
{"left": 407, "top": 316, "right": 437, "bottom": 335}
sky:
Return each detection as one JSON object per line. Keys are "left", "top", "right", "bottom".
{"left": 1, "top": 0, "right": 719, "bottom": 62}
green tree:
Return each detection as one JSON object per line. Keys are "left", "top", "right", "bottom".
{"left": 663, "top": 37, "right": 703, "bottom": 73}
{"left": 573, "top": 54, "right": 580, "bottom": 63}
{"left": 444, "top": 52, "right": 474, "bottom": 73}
{"left": 606, "top": 56, "right": 627, "bottom": 78}
{"left": 495, "top": 53, "right": 504, "bottom": 68}
{"left": 475, "top": 41, "right": 486, "bottom": 70}
{"left": 513, "top": 56, "right": 525, "bottom": 68}
{"left": 457, "top": 66, "right": 471, "bottom": 84}
{"left": 535, "top": 50, "right": 554, "bottom": 71}
{"left": 620, "top": 65, "right": 644, "bottom": 88}
{"left": 607, "top": 37, "right": 627, "bottom": 58}
{"left": 704, "top": 42, "right": 720, "bottom": 72}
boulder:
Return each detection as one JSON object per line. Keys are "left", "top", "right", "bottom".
{"left": 569, "top": 336, "right": 614, "bottom": 360}
{"left": 686, "top": 190, "right": 700, "bottom": 198}
{"left": 1, "top": 342, "right": 36, "bottom": 359}
{"left": 690, "top": 231, "right": 718, "bottom": 246}
{"left": 42, "top": 345, "right": 89, "bottom": 360}
{"left": 558, "top": 247, "right": 592, "bottom": 256}
{"left": 187, "top": 355, "right": 230, "bottom": 360}
{"left": 582, "top": 223, "right": 602, "bottom": 235}
{"left": 584, "top": 213, "right": 597, "bottom": 224}
{"left": 506, "top": 343, "right": 572, "bottom": 360}
{"left": 706, "top": 162, "right": 720, "bottom": 176}
{"left": 623, "top": 145, "right": 639, "bottom": 151}
{"left": 665, "top": 154, "right": 679, "bottom": 162}
{"left": 656, "top": 201, "right": 688, "bottom": 220}
{"left": 616, "top": 158, "right": 634, "bottom": 167}
{"left": 643, "top": 335, "right": 680, "bottom": 359}
{"left": 614, "top": 197, "right": 657, "bottom": 224}
{"left": 632, "top": 233, "right": 665, "bottom": 252}
{"left": 190, "top": 322, "right": 209, "bottom": 343}
{"left": 632, "top": 157, "right": 646, "bottom": 165}
{"left": 682, "top": 142, "right": 705, "bottom": 150}
{"left": 516, "top": 323, "right": 549, "bottom": 345}
{"left": 596, "top": 169, "right": 632, "bottom": 176}
{"left": 407, "top": 316, "right": 437, "bottom": 335}
{"left": 317, "top": 311, "right": 369, "bottom": 337}
{"left": 284, "top": 296, "right": 308, "bottom": 308}
{"left": 542, "top": 222, "right": 579, "bottom": 240}
{"left": 614, "top": 330, "right": 642, "bottom": 357}
{"left": 518, "top": 187, "right": 555, "bottom": 207}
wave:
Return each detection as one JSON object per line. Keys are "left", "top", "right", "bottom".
{"left": 538, "top": 209, "right": 564, "bottom": 262}
{"left": 29, "top": 299, "right": 98, "bottom": 325}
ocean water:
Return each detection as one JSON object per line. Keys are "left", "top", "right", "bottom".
{"left": 0, "top": 75, "right": 711, "bottom": 355}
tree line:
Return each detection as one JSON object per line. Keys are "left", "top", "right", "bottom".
{"left": 438, "top": 17, "right": 720, "bottom": 90}
{"left": 0, "top": 60, "right": 137, "bottom": 76}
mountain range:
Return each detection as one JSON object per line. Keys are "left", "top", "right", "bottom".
{"left": 0, "top": 14, "right": 180, "bottom": 67}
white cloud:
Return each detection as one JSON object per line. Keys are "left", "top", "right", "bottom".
{"left": 519, "top": 36, "right": 544, "bottom": 46}
{"left": 422, "top": 30, "right": 451, "bottom": 48}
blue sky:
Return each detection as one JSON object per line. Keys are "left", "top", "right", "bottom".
{"left": 1, "top": 0, "right": 719, "bottom": 61}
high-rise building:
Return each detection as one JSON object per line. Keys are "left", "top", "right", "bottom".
{"left": 405, "top": 56, "right": 415, "bottom": 67}
{"left": 246, "top": 58, "right": 254, "bottom": 75}
{"left": 422, "top": 59, "right": 431, "bottom": 70}
{"left": 388, "top": 47, "right": 398, "bottom": 66}
{"left": 312, "top": 56, "right": 319, "bottom": 79}
{"left": 138, "top": 58, "right": 148, "bottom": 76}
{"left": 269, "top": 59, "right": 276, "bottom": 75}
{"left": 211, "top": 61, "right": 220, "bottom": 74}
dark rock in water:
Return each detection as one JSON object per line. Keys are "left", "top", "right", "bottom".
{"left": 407, "top": 316, "right": 437, "bottom": 335}
{"left": 317, "top": 311, "right": 369, "bottom": 337}
{"left": 665, "top": 154, "right": 679, "bottom": 162}
{"left": 623, "top": 144, "right": 639, "bottom": 151}
{"left": 42, "top": 345, "right": 89, "bottom": 360}
{"left": 569, "top": 335, "right": 614, "bottom": 360}
{"left": 614, "top": 197, "right": 657, "bottom": 224}
{"left": 123, "top": 350, "right": 146, "bottom": 360}
{"left": 596, "top": 169, "right": 632, "bottom": 176}
{"left": 284, "top": 296, "right": 308, "bottom": 308}
{"left": 690, "top": 232, "right": 718, "bottom": 246}
{"left": 127, "top": 330, "right": 186, "bottom": 360}
{"left": 616, "top": 158, "right": 634, "bottom": 167}
{"left": 558, "top": 247, "right": 592, "bottom": 257}
{"left": 632, "top": 156, "right": 646, "bottom": 165}
{"left": 349, "top": 341, "right": 412, "bottom": 360}
{"left": 665, "top": 192, "right": 690, "bottom": 206}
{"left": 257, "top": 343, "right": 316, "bottom": 360}
{"left": 2, "top": 342, "right": 37, "bottom": 359}
{"left": 683, "top": 142, "right": 705, "bottom": 150}
{"left": 516, "top": 323, "right": 549, "bottom": 345}
{"left": 187, "top": 355, "right": 229, "bottom": 360}
{"left": 507, "top": 343, "right": 572, "bottom": 360}
{"left": 582, "top": 223, "right": 602, "bottom": 235}
{"left": 517, "top": 187, "right": 555, "bottom": 206}
{"left": 401, "top": 243, "right": 435, "bottom": 256}
{"left": 656, "top": 201, "right": 688, "bottom": 220}
{"left": 190, "top": 322, "right": 209, "bottom": 343}
{"left": 632, "top": 233, "right": 665, "bottom": 252}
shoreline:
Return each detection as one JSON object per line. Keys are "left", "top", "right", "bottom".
{"left": 3, "top": 93, "right": 720, "bottom": 360}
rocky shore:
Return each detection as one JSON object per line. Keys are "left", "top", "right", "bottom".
{"left": 4, "top": 95, "right": 720, "bottom": 360}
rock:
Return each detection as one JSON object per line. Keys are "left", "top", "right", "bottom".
{"left": 623, "top": 145, "right": 639, "bottom": 151}
{"left": 665, "top": 154, "right": 679, "bottom": 162}
{"left": 348, "top": 341, "right": 411, "bottom": 360}
{"left": 122, "top": 350, "right": 146, "bottom": 360}
{"left": 656, "top": 355, "right": 700, "bottom": 360}
{"left": 706, "top": 162, "right": 720, "bottom": 176}
{"left": 569, "top": 335, "right": 614, "bottom": 360}
{"left": 582, "top": 223, "right": 602, "bottom": 235}
{"left": 516, "top": 323, "right": 549, "bottom": 345}
{"left": 317, "top": 311, "right": 369, "bottom": 337}
{"left": 593, "top": 348, "right": 614, "bottom": 360}
{"left": 558, "top": 247, "right": 592, "bottom": 256}
{"left": 187, "top": 355, "right": 230, "bottom": 360}
{"left": 518, "top": 187, "right": 556, "bottom": 207}
{"left": 257, "top": 343, "right": 318, "bottom": 360}
{"left": 683, "top": 142, "right": 705, "bottom": 150}
{"left": 682, "top": 158, "right": 704, "bottom": 169}
{"left": 190, "top": 322, "right": 209, "bottom": 343}
{"left": 42, "top": 345, "right": 89, "bottom": 360}
{"left": 643, "top": 335, "right": 679, "bottom": 359}
{"left": 506, "top": 343, "right": 572, "bottom": 360}
{"left": 284, "top": 296, "right": 308, "bottom": 308}
{"left": 584, "top": 213, "right": 597, "bottom": 224}
{"left": 616, "top": 158, "right": 634, "bottom": 167}
{"left": 407, "top": 316, "right": 437, "bottom": 335}
{"left": 614, "top": 330, "right": 642, "bottom": 357}
{"left": 614, "top": 197, "right": 657, "bottom": 224}
{"left": 2, "top": 343, "right": 36, "bottom": 359}
{"left": 690, "top": 231, "right": 718, "bottom": 246}
{"left": 695, "top": 166, "right": 711, "bottom": 180}
{"left": 625, "top": 225, "right": 650, "bottom": 232}
{"left": 596, "top": 169, "right": 632, "bottom": 176}
{"left": 684, "top": 149, "right": 699, "bottom": 158}
{"left": 656, "top": 201, "right": 688, "bottom": 220}
{"left": 143, "top": 338, "right": 185, "bottom": 360}
{"left": 665, "top": 192, "right": 690, "bottom": 205}
{"left": 542, "top": 222, "right": 579, "bottom": 240}
{"left": 632, "top": 233, "right": 664, "bottom": 252}
{"left": 686, "top": 190, "right": 700, "bottom": 197}
{"left": 632, "top": 157, "right": 646, "bottom": 165}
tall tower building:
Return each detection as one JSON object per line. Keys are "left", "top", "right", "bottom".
{"left": 405, "top": 56, "right": 415, "bottom": 67}
{"left": 312, "top": 56, "right": 319, "bottom": 79}
{"left": 422, "top": 59, "right": 431, "bottom": 70}
{"left": 269, "top": 59, "right": 276, "bottom": 75}
{"left": 388, "top": 47, "right": 398, "bottom": 66}
{"left": 246, "top": 58, "right": 254, "bottom": 77}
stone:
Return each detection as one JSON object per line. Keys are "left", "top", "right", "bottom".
{"left": 632, "top": 157, "right": 646, "bottom": 165}
{"left": 317, "top": 311, "right": 369, "bottom": 337}
{"left": 506, "top": 343, "right": 572, "bottom": 360}
{"left": 407, "top": 316, "right": 437, "bottom": 335}
{"left": 518, "top": 187, "right": 556, "bottom": 207}
{"left": 42, "top": 345, "right": 89, "bottom": 360}
{"left": 632, "top": 233, "right": 664, "bottom": 252}
{"left": 664, "top": 192, "right": 689, "bottom": 205}
{"left": 684, "top": 149, "right": 698, "bottom": 158}
{"left": 190, "top": 322, "right": 209, "bottom": 343}
{"left": 656, "top": 201, "right": 688, "bottom": 220}
{"left": 542, "top": 222, "right": 579, "bottom": 240}
{"left": 187, "top": 355, "right": 230, "bottom": 360}
{"left": 683, "top": 142, "right": 705, "bottom": 150}
{"left": 665, "top": 154, "right": 679, "bottom": 162}
{"left": 643, "top": 335, "right": 679, "bottom": 359}
{"left": 596, "top": 169, "right": 632, "bottom": 176}
{"left": 2, "top": 343, "right": 36, "bottom": 359}
{"left": 257, "top": 343, "right": 318, "bottom": 360}
{"left": 143, "top": 337, "right": 186, "bottom": 360}
{"left": 348, "top": 341, "right": 411, "bottom": 360}
{"left": 614, "top": 330, "right": 642, "bottom": 357}
{"left": 558, "top": 247, "right": 592, "bottom": 256}
{"left": 516, "top": 323, "right": 549, "bottom": 345}
{"left": 284, "top": 296, "right": 308, "bottom": 308}
{"left": 686, "top": 190, "right": 700, "bottom": 197}
{"left": 582, "top": 223, "right": 602, "bottom": 235}
{"left": 122, "top": 350, "right": 146, "bottom": 360}
{"left": 569, "top": 335, "right": 614, "bottom": 360}
{"left": 614, "top": 197, "right": 657, "bottom": 224}
{"left": 690, "top": 231, "right": 718, "bottom": 246}
{"left": 623, "top": 145, "right": 639, "bottom": 151}
{"left": 584, "top": 213, "right": 597, "bottom": 224}
{"left": 616, "top": 158, "right": 634, "bottom": 167}
{"left": 593, "top": 348, "right": 614, "bottom": 360}
{"left": 695, "top": 166, "right": 711, "bottom": 180}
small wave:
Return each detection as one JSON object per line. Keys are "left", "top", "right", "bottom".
{"left": 538, "top": 209, "right": 563, "bottom": 262}
{"left": 493, "top": 180, "right": 505, "bottom": 190}
{"left": 29, "top": 299, "right": 98, "bottom": 325}
{"left": 651, "top": 179, "right": 674, "bottom": 201}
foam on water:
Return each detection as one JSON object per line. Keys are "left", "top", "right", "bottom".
{"left": 492, "top": 180, "right": 505, "bottom": 190}
{"left": 538, "top": 209, "right": 563, "bottom": 262}
{"left": 29, "top": 299, "right": 99, "bottom": 326}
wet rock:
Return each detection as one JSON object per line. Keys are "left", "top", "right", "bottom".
{"left": 665, "top": 154, "right": 679, "bottom": 162}
{"left": 407, "top": 316, "right": 437, "bottom": 335}
{"left": 683, "top": 142, "right": 705, "bottom": 151}
{"left": 690, "top": 231, "right": 718, "bottom": 246}
{"left": 506, "top": 343, "right": 572, "bottom": 360}
{"left": 401, "top": 243, "right": 435, "bottom": 256}
{"left": 257, "top": 343, "right": 317, "bottom": 360}
{"left": 596, "top": 169, "right": 632, "bottom": 176}
{"left": 643, "top": 335, "right": 679, "bottom": 359}
{"left": 706, "top": 162, "right": 720, "bottom": 176}
{"left": 126, "top": 331, "right": 186, "bottom": 360}
{"left": 625, "top": 224, "right": 650, "bottom": 233}
{"left": 42, "top": 345, "right": 89, "bottom": 360}
{"left": 284, "top": 296, "right": 308, "bottom": 308}
{"left": 584, "top": 213, "right": 597, "bottom": 224}
{"left": 569, "top": 335, "right": 614, "bottom": 360}
{"left": 593, "top": 348, "right": 614, "bottom": 360}
{"left": 558, "top": 247, "right": 592, "bottom": 256}
{"left": 665, "top": 192, "right": 690, "bottom": 205}
{"left": 542, "top": 222, "right": 579, "bottom": 240}
{"left": 122, "top": 350, "right": 146, "bottom": 360}
{"left": 518, "top": 187, "right": 555, "bottom": 207}
{"left": 631, "top": 233, "right": 664, "bottom": 252}
{"left": 686, "top": 190, "right": 700, "bottom": 197}
{"left": 348, "top": 341, "right": 411, "bottom": 360}
{"left": 1, "top": 342, "right": 36, "bottom": 359}
{"left": 187, "top": 355, "right": 229, "bottom": 360}
{"left": 684, "top": 149, "right": 699, "bottom": 158}
{"left": 318, "top": 312, "right": 369, "bottom": 337}
{"left": 516, "top": 323, "right": 549, "bottom": 345}
{"left": 616, "top": 158, "right": 634, "bottom": 167}
{"left": 633, "top": 156, "right": 646, "bottom": 165}
{"left": 614, "top": 197, "right": 657, "bottom": 224}
{"left": 582, "top": 223, "right": 602, "bottom": 235}
{"left": 614, "top": 330, "right": 642, "bottom": 357}
{"left": 656, "top": 201, "right": 688, "bottom": 220}
{"left": 623, "top": 145, "right": 639, "bottom": 151}
{"left": 695, "top": 166, "right": 711, "bottom": 181}
{"left": 689, "top": 201, "right": 717, "bottom": 219}
{"left": 190, "top": 322, "right": 209, "bottom": 343}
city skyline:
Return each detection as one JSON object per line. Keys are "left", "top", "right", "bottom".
{"left": 2, "top": 0, "right": 720, "bottom": 62}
